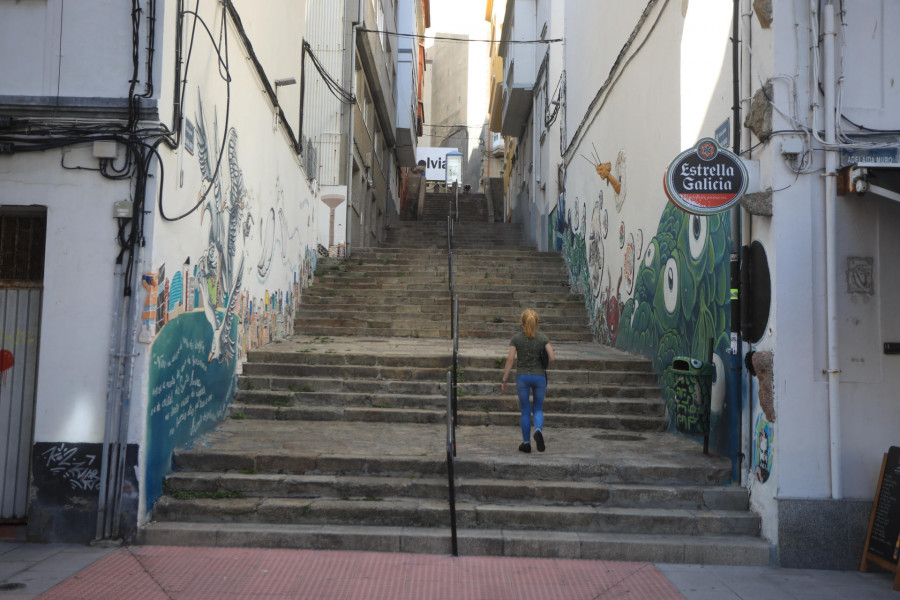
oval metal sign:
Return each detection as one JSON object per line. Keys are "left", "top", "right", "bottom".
{"left": 664, "top": 138, "right": 748, "bottom": 215}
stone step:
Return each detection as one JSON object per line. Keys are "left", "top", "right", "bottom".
{"left": 150, "top": 496, "right": 759, "bottom": 537}
{"left": 292, "top": 320, "right": 591, "bottom": 338}
{"left": 236, "top": 376, "right": 660, "bottom": 399}
{"left": 297, "top": 300, "right": 589, "bottom": 317}
{"left": 228, "top": 404, "right": 667, "bottom": 431}
{"left": 140, "top": 522, "right": 771, "bottom": 565}
{"left": 291, "top": 318, "right": 591, "bottom": 334}
{"left": 288, "top": 325, "right": 596, "bottom": 342}
{"left": 338, "top": 252, "right": 567, "bottom": 264}
{"left": 233, "top": 390, "right": 665, "bottom": 416}
{"left": 315, "top": 268, "right": 570, "bottom": 280}
{"left": 299, "top": 289, "right": 583, "bottom": 303}
{"left": 168, "top": 423, "right": 731, "bottom": 486}
{"left": 304, "top": 283, "right": 572, "bottom": 295}
{"left": 239, "top": 363, "right": 659, "bottom": 386}
{"left": 243, "top": 349, "right": 654, "bottom": 373}
{"left": 162, "top": 472, "right": 749, "bottom": 511}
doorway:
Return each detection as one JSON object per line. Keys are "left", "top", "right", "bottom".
{"left": 0, "top": 207, "right": 45, "bottom": 522}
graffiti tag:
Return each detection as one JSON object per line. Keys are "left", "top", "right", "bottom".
{"left": 40, "top": 443, "right": 100, "bottom": 491}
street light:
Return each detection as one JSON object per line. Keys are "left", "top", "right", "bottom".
{"left": 274, "top": 77, "right": 297, "bottom": 129}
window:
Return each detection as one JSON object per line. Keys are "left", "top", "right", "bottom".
{"left": 0, "top": 210, "right": 47, "bottom": 283}
{"left": 377, "top": 0, "right": 385, "bottom": 50}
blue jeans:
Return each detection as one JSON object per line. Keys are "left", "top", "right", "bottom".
{"left": 516, "top": 374, "right": 546, "bottom": 443}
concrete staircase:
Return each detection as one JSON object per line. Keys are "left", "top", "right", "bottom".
{"left": 142, "top": 196, "right": 770, "bottom": 564}
{"left": 295, "top": 221, "right": 592, "bottom": 342}
{"left": 421, "top": 191, "right": 490, "bottom": 222}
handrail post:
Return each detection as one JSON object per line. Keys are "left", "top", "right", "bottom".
{"left": 446, "top": 370, "right": 458, "bottom": 556}
{"left": 447, "top": 216, "right": 453, "bottom": 340}
{"left": 452, "top": 294, "right": 459, "bottom": 446}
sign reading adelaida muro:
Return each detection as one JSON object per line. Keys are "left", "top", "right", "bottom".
{"left": 664, "top": 138, "right": 748, "bottom": 215}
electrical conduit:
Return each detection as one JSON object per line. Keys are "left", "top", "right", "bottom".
{"left": 822, "top": 0, "right": 842, "bottom": 500}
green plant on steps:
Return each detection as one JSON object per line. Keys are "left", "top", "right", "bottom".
{"left": 169, "top": 488, "right": 244, "bottom": 500}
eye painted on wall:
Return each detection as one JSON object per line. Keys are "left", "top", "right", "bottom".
{"left": 688, "top": 215, "right": 707, "bottom": 260}
{"left": 643, "top": 241, "right": 656, "bottom": 267}
{"left": 663, "top": 257, "right": 679, "bottom": 314}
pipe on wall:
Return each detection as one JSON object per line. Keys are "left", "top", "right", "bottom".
{"left": 344, "top": 0, "right": 364, "bottom": 259}
{"left": 822, "top": 0, "right": 842, "bottom": 500}
{"left": 728, "top": 0, "right": 743, "bottom": 484}
{"left": 740, "top": 0, "right": 752, "bottom": 488}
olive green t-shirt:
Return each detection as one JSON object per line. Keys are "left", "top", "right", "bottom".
{"left": 510, "top": 331, "right": 550, "bottom": 377}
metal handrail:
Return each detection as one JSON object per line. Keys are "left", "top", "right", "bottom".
{"left": 445, "top": 371, "right": 458, "bottom": 556}
{"left": 445, "top": 213, "right": 459, "bottom": 555}
{"left": 452, "top": 295, "right": 459, "bottom": 440}
{"left": 447, "top": 216, "right": 454, "bottom": 338}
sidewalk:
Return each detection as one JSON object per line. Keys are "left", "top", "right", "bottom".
{"left": 2, "top": 540, "right": 897, "bottom": 600}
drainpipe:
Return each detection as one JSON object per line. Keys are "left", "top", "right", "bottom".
{"left": 822, "top": 0, "right": 842, "bottom": 499}
{"left": 96, "top": 261, "right": 126, "bottom": 541}
{"left": 728, "top": 0, "right": 743, "bottom": 484}
{"left": 740, "top": 0, "right": 752, "bottom": 488}
{"left": 345, "top": 0, "right": 363, "bottom": 259}
{"left": 96, "top": 243, "right": 142, "bottom": 541}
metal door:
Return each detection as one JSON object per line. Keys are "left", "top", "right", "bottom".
{"left": 0, "top": 210, "right": 45, "bottom": 521}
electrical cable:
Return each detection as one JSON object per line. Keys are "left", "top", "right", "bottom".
{"left": 359, "top": 28, "right": 562, "bottom": 45}
{"left": 160, "top": 4, "right": 231, "bottom": 222}
{"left": 304, "top": 42, "right": 356, "bottom": 104}
{"left": 565, "top": 0, "right": 668, "bottom": 160}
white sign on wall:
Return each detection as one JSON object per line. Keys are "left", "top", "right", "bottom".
{"left": 446, "top": 151, "right": 463, "bottom": 185}
{"left": 415, "top": 147, "right": 451, "bottom": 181}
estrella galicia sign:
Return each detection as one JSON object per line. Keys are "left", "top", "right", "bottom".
{"left": 664, "top": 138, "right": 748, "bottom": 215}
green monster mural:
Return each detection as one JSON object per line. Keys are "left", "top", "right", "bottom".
{"left": 617, "top": 202, "right": 732, "bottom": 452}
{"left": 551, "top": 173, "right": 733, "bottom": 452}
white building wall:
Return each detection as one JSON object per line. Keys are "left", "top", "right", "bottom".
{"left": 0, "top": 153, "right": 125, "bottom": 444}
{"left": 0, "top": 0, "right": 136, "bottom": 99}
{"left": 764, "top": 0, "right": 900, "bottom": 504}
{"left": 0, "top": 0, "right": 322, "bottom": 541}
{"left": 137, "top": 0, "right": 320, "bottom": 522}
{"left": 305, "top": 0, "right": 347, "bottom": 186}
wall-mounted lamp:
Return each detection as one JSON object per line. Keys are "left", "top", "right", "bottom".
{"left": 274, "top": 78, "right": 297, "bottom": 129}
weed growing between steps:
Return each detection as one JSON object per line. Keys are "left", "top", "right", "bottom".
{"left": 164, "top": 481, "right": 244, "bottom": 501}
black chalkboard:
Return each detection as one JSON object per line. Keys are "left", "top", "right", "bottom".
{"left": 860, "top": 446, "right": 900, "bottom": 590}
{"left": 868, "top": 446, "right": 900, "bottom": 562}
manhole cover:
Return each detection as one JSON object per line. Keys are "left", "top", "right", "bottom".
{"left": 0, "top": 583, "right": 26, "bottom": 591}
{"left": 592, "top": 433, "right": 645, "bottom": 442}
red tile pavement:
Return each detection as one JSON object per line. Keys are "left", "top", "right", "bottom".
{"left": 37, "top": 546, "right": 685, "bottom": 600}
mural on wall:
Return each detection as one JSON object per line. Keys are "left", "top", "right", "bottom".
{"left": 145, "top": 310, "right": 237, "bottom": 508}
{"left": 144, "top": 91, "right": 317, "bottom": 509}
{"left": 195, "top": 93, "right": 246, "bottom": 365}
{"left": 552, "top": 151, "right": 733, "bottom": 452}
{"left": 754, "top": 413, "right": 773, "bottom": 483}
{"left": 617, "top": 202, "right": 731, "bottom": 450}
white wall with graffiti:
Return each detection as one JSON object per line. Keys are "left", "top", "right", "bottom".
{"left": 514, "top": 0, "right": 900, "bottom": 565}
{"left": 550, "top": 1, "right": 740, "bottom": 453}
{"left": 135, "top": 1, "right": 319, "bottom": 520}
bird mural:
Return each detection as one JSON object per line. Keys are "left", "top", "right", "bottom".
{"left": 194, "top": 94, "right": 246, "bottom": 364}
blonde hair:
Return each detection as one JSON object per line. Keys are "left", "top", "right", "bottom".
{"left": 521, "top": 309, "right": 539, "bottom": 338}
